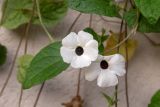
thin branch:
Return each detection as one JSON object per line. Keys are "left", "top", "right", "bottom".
{"left": 67, "top": 13, "right": 82, "bottom": 34}
{"left": 18, "top": 87, "right": 23, "bottom": 107}
{"left": 142, "top": 33, "right": 160, "bottom": 46}
{"left": 35, "top": 0, "right": 54, "bottom": 42}
{"left": 0, "top": 33, "right": 24, "bottom": 96}
{"left": 18, "top": 0, "right": 37, "bottom": 106}
{"left": 115, "top": 0, "right": 129, "bottom": 107}
{"left": 115, "top": 85, "right": 118, "bottom": 107}
{"left": 117, "top": 20, "right": 124, "bottom": 51}
{"left": 89, "top": 14, "right": 93, "bottom": 28}
{"left": 115, "top": 17, "right": 124, "bottom": 107}
{"left": 124, "top": 23, "right": 130, "bottom": 107}
{"left": 33, "top": 82, "right": 45, "bottom": 107}
{"left": 75, "top": 14, "right": 93, "bottom": 97}
{"left": 76, "top": 69, "right": 82, "bottom": 97}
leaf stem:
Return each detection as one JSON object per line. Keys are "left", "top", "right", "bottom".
{"left": 35, "top": 0, "right": 54, "bottom": 42}
{"left": 76, "top": 69, "right": 82, "bottom": 96}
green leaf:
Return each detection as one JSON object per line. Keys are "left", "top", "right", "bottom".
{"left": 84, "top": 27, "right": 101, "bottom": 42}
{"left": 2, "top": 0, "right": 68, "bottom": 29}
{"left": 124, "top": 9, "right": 160, "bottom": 33}
{"left": 2, "top": 0, "right": 33, "bottom": 29}
{"left": 17, "top": 55, "right": 33, "bottom": 84}
{"left": 134, "top": 0, "right": 160, "bottom": 24}
{"left": 83, "top": 27, "right": 108, "bottom": 55}
{"left": 102, "top": 93, "right": 115, "bottom": 107}
{"left": 68, "top": 0, "right": 120, "bottom": 17}
{"left": 0, "top": 44, "right": 7, "bottom": 66}
{"left": 23, "top": 41, "right": 69, "bottom": 89}
{"left": 148, "top": 90, "right": 160, "bottom": 107}
{"left": 33, "top": 0, "right": 68, "bottom": 27}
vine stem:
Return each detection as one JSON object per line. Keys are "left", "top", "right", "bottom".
{"left": 75, "top": 13, "right": 93, "bottom": 98}
{"left": 89, "top": 14, "right": 93, "bottom": 28}
{"left": 33, "top": 82, "right": 45, "bottom": 107}
{"left": 115, "top": 0, "right": 129, "bottom": 106}
{"left": 35, "top": 0, "right": 54, "bottom": 42}
{"left": 67, "top": 13, "right": 82, "bottom": 34}
{"left": 124, "top": 23, "right": 130, "bottom": 107}
{"left": 18, "top": 0, "right": 37, "bottom": 106}
{"left": 76, "top": 69, "right": 82, "bottom": 96}
{"left": 0, "top": 33, "right": 23, "bottom": 97}
{"left": 115, "top": 18, "right": 124, "bottom": 107}
{"left": 75, "top": 13, "right": 92, "bottom": 96}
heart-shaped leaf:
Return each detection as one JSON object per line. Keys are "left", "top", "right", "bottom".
{"left": 22, "top": 41, "right": 69, "bottom": 89}
{"left": 134, "top": 0, "right": 160, "bottom": 24}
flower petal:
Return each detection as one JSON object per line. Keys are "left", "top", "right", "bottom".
{"left": 60, "top": 47, "right": 75, "bottom": 63}
{"left": 84, "top": 40, "right": 98, "bottom": 61}
{"left": 110, "top": 65, "right": 126, "bottom": 76}
{"left": 77, "top": 31, "right": 93, "bottom": 46}
{"left": 103, "top": 55, "right": 114, "bottom": 62}
{"left": 71, "top": 55, "right": 91, "bottom": 68}
{"left": 62, "top": 32, "right": 78, "bottom": 48}
{"left": 83, "top": 62, "right": 101, "bottom": 81}
{"left": 109, "top": 54, "right": 126, "bottom": 76}
{"left": 97, "top": 70, "right": 118, "bottom": 87}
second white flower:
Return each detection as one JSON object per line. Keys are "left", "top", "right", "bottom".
{"left": 84, "top": 54, "right": 126, "bottom": 87}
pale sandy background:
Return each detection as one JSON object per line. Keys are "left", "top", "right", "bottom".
{"left": 0, "top": 1, "right": 160, "bottom": 107}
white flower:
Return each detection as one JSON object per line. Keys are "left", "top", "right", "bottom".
{"left": 60, "top": 31, "right": 98, "bottom": 68}
{"left": 83, "top": 54, "right": 126, "bottom": 87}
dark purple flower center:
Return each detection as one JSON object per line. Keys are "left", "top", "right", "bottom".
{"left": 75, "top": 46, "right": 84, "bottom": 56}
{"left": 100, "top": 60, "right": 109, "bottom": 69}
